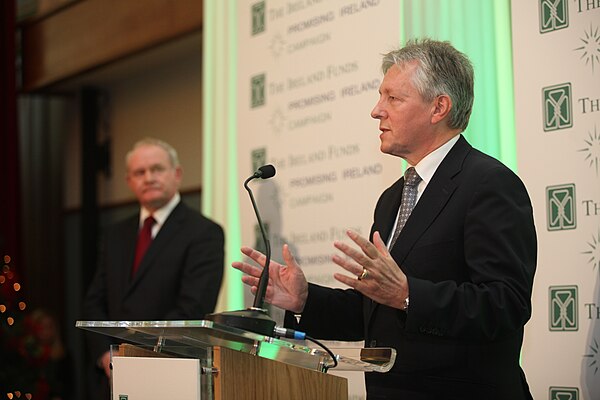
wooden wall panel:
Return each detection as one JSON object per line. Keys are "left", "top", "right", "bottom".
{"left": 213, "top": 346, "right": 348, "bottom": 400}
{"left": 20, "top": 0, "right": 202, "bottom": 92}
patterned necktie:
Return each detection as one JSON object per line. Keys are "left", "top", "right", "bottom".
{"left": 389, "top": 167, "right": 422, "bottom": 249}
{"left": 132, "top": 215, "right": 155, "bottom": 276}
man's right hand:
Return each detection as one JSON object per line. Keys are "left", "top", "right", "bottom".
{"left": 232, "top": 244, "right": 308, "bottom": 313}
{"left": 99, "top": 351, "right": 111, "bottom": 378}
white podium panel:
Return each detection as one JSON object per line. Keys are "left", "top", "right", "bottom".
{"left": 112, "top": 356, "right": 200, "bottom": 400}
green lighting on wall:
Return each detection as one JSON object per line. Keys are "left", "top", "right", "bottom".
{"left": 203, "top": 0, "right": 244, "bottom": 311}
{"left": 400, "top": 0, "right": 517, "bottom": 170}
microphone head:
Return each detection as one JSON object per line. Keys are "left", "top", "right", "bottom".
{"left": 256, "top": 164, "right": 276, "bottom": 179}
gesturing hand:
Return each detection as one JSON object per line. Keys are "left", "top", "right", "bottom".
{"left": 232, "top": 244, "right": 309, "bottom": 313}
{"left": 332, "top": 230, "right": 409, "bottom": 310}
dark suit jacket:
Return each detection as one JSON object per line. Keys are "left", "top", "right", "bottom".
{"left": 287, "top": 135, "right": 537, "bottom": 399}
{"left": 83, "top": 200, "right": 224, "bottom": 398}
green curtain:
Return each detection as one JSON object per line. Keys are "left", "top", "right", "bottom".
{"left": 400, "top": 0, "right": 516, "bottom": 169}
{"left": 202, "top": 0, "right": 244, "bottom": 311}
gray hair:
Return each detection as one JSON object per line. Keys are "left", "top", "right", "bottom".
{"left": 126, "top": 137, "right": 180, "bottom": 168}
{"left": 381, "top": 38, "right": 474, "bottom": 131}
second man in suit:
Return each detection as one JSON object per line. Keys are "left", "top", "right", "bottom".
{"left": 83, "top": 138, "right": 225, "bottom": 400}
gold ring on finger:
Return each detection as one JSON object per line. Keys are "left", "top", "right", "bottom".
{"left": 358, "top": 268, "right": 369, "bottom": 280}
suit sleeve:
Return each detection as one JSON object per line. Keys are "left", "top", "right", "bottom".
{"left": 286, "top": 283, "right": 365, "bottom": 341}
{"left": 82, "top": 231, "right": 113, "bottom": 364}
{"left": 164, "top": 219, "right": 225, "bottom": 320}
{"left": 405, "top": 166, "right": 537, "bottom": 340}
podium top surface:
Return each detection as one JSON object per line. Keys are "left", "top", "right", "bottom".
{"left": 76, "top": 320, "right": 395, "bottom": 373}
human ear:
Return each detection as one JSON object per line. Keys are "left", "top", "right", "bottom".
{"left": 431, "top": 95, "right": 452, "bottom": 124}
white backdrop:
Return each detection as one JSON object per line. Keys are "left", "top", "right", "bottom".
{"left": 236, "top": 0, "right": 401, "bottom": 287}
{"left": 236, "top": 2, "right": 400, "bottom": 397}
{"left": 512, "top": 1, "right": 600, "bottom": 399}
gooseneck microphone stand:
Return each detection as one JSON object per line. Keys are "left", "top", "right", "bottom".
{"left": 247, "top": 170, "right": 272, "bottom": 311}
{"left": 206, "top": 165, "right": 277, "bottom": 336}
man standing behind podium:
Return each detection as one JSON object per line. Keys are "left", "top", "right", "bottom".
{"left": 83, "top": 138, "right": 224, "bottom": 400}
{"left": 234, "top": 39, "right": 536, "bottom": 399}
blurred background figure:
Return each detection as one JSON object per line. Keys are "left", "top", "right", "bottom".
{"left": 82, "top": 138, "right": 225, "bottom": 400}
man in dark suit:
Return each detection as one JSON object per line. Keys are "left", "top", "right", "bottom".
{"left": 233, "top": 39, "right": 536, "bottom": 399}
{"left": 83, "top": 138, "right": 224, "bottom": 400}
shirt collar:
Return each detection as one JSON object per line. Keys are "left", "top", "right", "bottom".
{"left": 139, "top": 192, "right": 181, "bottom": 227}
{"left": 412, "top": 134, "right": 461, "bottom": 184}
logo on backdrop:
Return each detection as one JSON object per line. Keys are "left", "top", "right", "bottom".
{"left": 581, "top": 229, "right": 600, "bottom": 271}
{"left": 251, "top": 1, "right": 266, "bottom": 35}
{"left": 251, "top": 73, "right": 266, "bottom": 108}
{"left": 539, "top": 0, "right": 569, "bottom": 33}
{"left": 251, "top": 148, "right": 267, "bottom": 172}
{"left": 547, "top": 183, "right": 577, "bottom": 231}
{"left": 549, "top": 285, "right": 578, "bottom": 331}
{"left": 578, "top": 126, "right": 600, "bottom": 176}
{"left": 584, "top": 337, "right": 600, "bottom": 375}
{"left": 269, "top": 33, "right": 286, "bottom": 57}
{"left": 549, "top": 386, "right": 579, "bottom": 400}
{"left": 574, "top": 24, "right": 600, "bottom": 74}
{"left": 269, "top": 108, "right": 286, "bottom": 133}
{"left": 543, "top": 83, "right": 573, "bottom": 131}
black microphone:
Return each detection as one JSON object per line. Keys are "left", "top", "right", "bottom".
{"left": 253, "top": 164, "right": 276, "bottom": 179}
{"left": 206, "top": 165, "right": 278, "bottom": 336}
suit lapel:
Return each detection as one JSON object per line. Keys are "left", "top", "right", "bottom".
{"left": 390, "top": 136, "right": 470, "bottom": 265}
{"left": 116, "top": 217, "right": 141, "bottom": 302}
{"left": 367, "top": 136, "right": 472, "bottom": 321}
{"left": 373, "top": 179, "right": 404, "bottom": 243}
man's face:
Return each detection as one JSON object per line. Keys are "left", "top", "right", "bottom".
{"left": 126, "top": 144, "right": 182, "bottom": 211}
{"left": 371, "top": 62, "right": 437, "bottom": 165}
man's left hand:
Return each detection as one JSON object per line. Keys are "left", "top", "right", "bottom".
{"left": 332, "top": 230, "right": 409, "bottom": 310}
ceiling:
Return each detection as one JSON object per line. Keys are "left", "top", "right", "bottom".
{"left": 40, "top": 31, "right": 202, "bottom": 95}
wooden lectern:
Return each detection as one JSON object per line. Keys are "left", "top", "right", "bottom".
{"left": 77, "top": 320, "right": 395, "bottom": 400}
